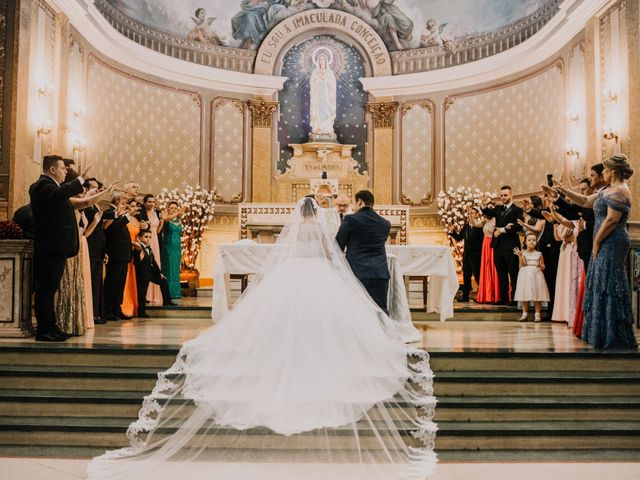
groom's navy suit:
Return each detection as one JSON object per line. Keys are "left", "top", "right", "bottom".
{"left": 336, "top": 206, "right": 391, "bottom": 314}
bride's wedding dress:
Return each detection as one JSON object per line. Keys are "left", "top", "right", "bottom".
{"left": 88, "top": 198, "right": 437, "bottom": 480}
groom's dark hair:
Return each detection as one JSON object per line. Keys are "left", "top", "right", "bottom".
{"left": 355, "top": 190, "right": 374, "bottom": 206}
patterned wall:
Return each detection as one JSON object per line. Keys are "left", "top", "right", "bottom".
{"left": 400, "top": 101, "right": 434, "bottom": 205}
{"left": 86, "top": 57, "right": 201, "bottom": 193}
{"left": 212, "top": 98, "right": 244, "bottom": 203}
{"left": 444, "top": 63, "right": 564, "bottom": 194}
{"left": 599, "top": 0, "right": 628, "bottom": 160}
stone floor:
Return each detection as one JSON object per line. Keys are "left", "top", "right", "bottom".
{"left": 2, "top": 458, "right": 639, "bottom": 480}
{"left": 1, "top": 311, "right": 638, "bottom": 353}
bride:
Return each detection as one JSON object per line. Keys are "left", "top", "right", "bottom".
{"left": 87, "top": 197, "right": 437, "bottom": 480}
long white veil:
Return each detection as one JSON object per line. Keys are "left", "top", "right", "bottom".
{"left": 87, "top": 197, "right": 437, "bottom": 480}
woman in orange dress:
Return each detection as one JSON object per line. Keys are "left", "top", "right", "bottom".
{"left": 120, "top": 199, "right": 147, "bottom": 318}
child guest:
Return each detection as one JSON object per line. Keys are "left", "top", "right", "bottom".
{"left": 513, "top": 233, "right": 550, "bottom": 322}
{"left": 133, "top": 230, "right": 175, "bottom": 318}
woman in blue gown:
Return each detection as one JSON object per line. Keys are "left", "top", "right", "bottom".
{"left": 554, "top": 154, "right": 637, "bottom": 350}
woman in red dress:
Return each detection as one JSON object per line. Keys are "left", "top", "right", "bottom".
{"left": 477, "top": 216, "right": 501, "bottom": 303}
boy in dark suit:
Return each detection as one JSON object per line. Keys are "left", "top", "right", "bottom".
{"left": 133, "top": 229, "right": 175, "bottom": 318}
{"left": 336, "top": 190, "right": 391, "bottom": 314}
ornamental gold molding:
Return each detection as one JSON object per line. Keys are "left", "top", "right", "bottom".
{"left": 248, "top": 99, "right": 278, "bottom": 128}
{"left": 366, "top": 102, "right": 398, "bottom": 128}
{"left": 401, "top": 101, "right": 432, "bottom": 116}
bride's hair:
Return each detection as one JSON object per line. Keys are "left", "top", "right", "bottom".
{"left": 299, "top": 196, "right": 318, "bottom": 219}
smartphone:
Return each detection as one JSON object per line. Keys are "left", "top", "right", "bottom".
{"left": 546, "top": 174, "right": 554, "bottom": 187}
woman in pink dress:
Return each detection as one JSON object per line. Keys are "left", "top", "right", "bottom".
{"left": 137, "top": 194, "right": 165, "bottom": 306}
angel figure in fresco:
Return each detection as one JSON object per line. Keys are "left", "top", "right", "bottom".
{"left": 420, "top": 18, "right": 456, "bottom": 53}
{"left": 371, "top": 0, "right": 413, "bottom": 51}
{"left": 187, "top": 8, "right": 224, "bottom": 45}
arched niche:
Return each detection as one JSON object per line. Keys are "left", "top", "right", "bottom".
{"left": 254, "top": 9, "right": 391, "bottom": 77}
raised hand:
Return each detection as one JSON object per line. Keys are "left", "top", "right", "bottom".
{"left": 541, "top": 184, "right": 558, "bottom": 199}
{"left": 79, "top": 164, "right": 92, "bottom": 179}
{"left": 513, "top": 247, "right": 522, "bottom": 257}
{"left": 541, "top": 210, "right": 554, "bottom": 222}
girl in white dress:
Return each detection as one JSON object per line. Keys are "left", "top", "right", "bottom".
{"left": 513, "top": 232, "right": 550, "bottom": 322}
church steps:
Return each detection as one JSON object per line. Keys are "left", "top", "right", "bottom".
{"left": 0, "top": 416, "right": 638, "bottom": 451}
{"left": 2, "top": 390, "right": 640, "bottom": 422}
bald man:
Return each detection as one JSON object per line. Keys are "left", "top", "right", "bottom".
{"left": 335, "top": 194, "right": 353, "bottom": 220}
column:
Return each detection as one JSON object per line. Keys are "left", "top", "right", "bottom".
{"left": 366, "top": 101, "right": 397, "bottom": 205}
{"left": 248, "top": 99, "right": 278, "bottom": 203}
{"left": 626, "top": 0, "right": 640, "bottom": 223}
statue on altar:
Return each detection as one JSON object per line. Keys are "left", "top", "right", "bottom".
{"left": 309, "top": 47, "right": 337, "bottom": 141}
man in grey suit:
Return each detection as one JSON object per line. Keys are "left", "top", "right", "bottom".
{"left": 336, "top": 190, "right": 391, "bottom": 314}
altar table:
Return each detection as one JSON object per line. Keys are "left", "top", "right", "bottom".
{"left": 211, "top": 244, "right": 458, "bottom": 323}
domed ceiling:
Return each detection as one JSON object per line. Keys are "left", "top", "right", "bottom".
{"left": 97, "top": 0, "right": 562, "bottom": 74}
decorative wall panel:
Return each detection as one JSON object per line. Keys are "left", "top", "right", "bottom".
{"left": 86, "top": 57, "right": 201, "bottom": 193}
{"left": 400, "top": 101, "right": 434, "bottom": 205}
{"left": 444, "top": 62, "right": 564, "bottom": 194}
{"left": 211, "top": 98, "right": 245, "bottom": 203}
{"left": 600, "top": 0, "right": 628, "bottom": 159}
{"left": 566, "top": 42, "right": 587, "bottom": 180}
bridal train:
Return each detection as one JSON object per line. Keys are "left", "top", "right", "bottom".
{"left": 87, "top": 198, "right": 437, "bottom": 479}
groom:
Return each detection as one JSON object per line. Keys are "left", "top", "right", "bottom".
{"left": 336, "top": 190, "right": 391, "bottom": 314}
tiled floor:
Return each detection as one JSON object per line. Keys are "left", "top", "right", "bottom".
{"left": 2, "top": 458, "right": 639, "bottom": 480}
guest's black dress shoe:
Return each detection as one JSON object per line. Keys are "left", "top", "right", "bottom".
{"left": 94, "top": 317, "right": 108, "bottom": 325}
{"left": 36, "top": 330, "right": 68, "bottom": 342}
{"left": 458, "top": 297, "right": 470, "bottom": 303}
{"left": 163, "top": 301, "right": 178, "bottom": 307}
{"left": 52, "top": 327, "right": 73, "bottom": 339}
{"left": 508, "top": 301, "right": 518, "bottom": 307}
{"left": 137, "top": 313, "right": 150, "bottom": 318}
{"left": 106, "top": 315, "right": 118, "bottom": 322}
{"left": 116, "top": 312, "right": 133, "bottom": 320}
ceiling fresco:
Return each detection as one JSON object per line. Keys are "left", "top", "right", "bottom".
{"left": 105, "top": 0, "right": 550, "bottom": 52}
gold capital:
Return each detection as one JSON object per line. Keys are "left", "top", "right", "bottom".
{"left": 248, "top": 99, "right": 278, "bottom": 128}
{"left": 366, "top": 102, "right": 398, "bottom": 128}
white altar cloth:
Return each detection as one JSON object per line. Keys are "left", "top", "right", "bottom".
{"left": 212, "top": 244, "right": 457, "bottom": 324}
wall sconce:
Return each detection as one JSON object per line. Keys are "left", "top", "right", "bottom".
{"left": 38, "top": 82, "right": 54, "bottom": 97}
{"left": 602, "top": 126, "right": 619, "bottom": 143}
{"left": 73, "top": 138, "right": 87, "bottom": 152}
{"left": 566, "top": 111, "right": 579, "bottom": 123}
{"left": 565, "top": 147, "right": 580, "bottom": 161}
{"left": 602, "top": 88, "right": 618, "bottom": 103}
{"left": 72, "top": 105, "right": 87, "bottom": 119}
{"left": 37, "top": 122, "right": 52, "bottom": 137}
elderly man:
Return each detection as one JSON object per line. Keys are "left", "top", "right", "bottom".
{"left": 335, "top": 194, "right": 353, "bottom": 221}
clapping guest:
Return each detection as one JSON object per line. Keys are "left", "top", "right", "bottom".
{"left": 450, "top": 206, "right": 484, "bottom": 302}
{"left": 161, "top": 201, "right": 184, "bottom": 300}
{"left": 480, "top": 186, "right": 524, "bottom": 305}
{"left": 137, "top": 194, "right": 164, "bottom": 306}
{"left": 121, "top": 199, "right": 147, "bottom": 318}
{"left": 83, "top": 178, "right": 109, "bottom": 325}
{"left": 104, "top": 192, "right": 133, "bottom": 321}
{"left": 553, "top": 154, "right": 637, "bottom": 350}
{"left": 29, "top": 156, "right": 109, "bottom": 341}
{"left": 134, "top": 229, "right": 174, "bottom": 318}
{"left": 476, "top": 214, "right": 500, "bottom": 303}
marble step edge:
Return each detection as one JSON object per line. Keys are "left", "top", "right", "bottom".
{"left": 1, "top": 446, "right": 639, "bottom": 461}
{"left": 1, "top": 417, "right": 639, "bottom": 435}
{"left": 2, "top": 390, "right": 640, "bottom": 409}
{"left": 1, "top": 366, "right": 639, "bottom": 382}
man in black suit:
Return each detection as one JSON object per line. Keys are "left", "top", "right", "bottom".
{"left": 103, "top": 193, "right": 133, "bottom": 321}
{"left": 481, "top": 186, "right": 523, "bottom": 305}
{"left": 133, "top": 230, "right": 174, "bottom": 317}
{"left": 29, "top": 155, "right": 87, "bottom": 341}
{"left": 336, "top": 190, "right": 391, "bottom": 314}
{"left": 450, "top": 208, "right": 484, "bottom": 302}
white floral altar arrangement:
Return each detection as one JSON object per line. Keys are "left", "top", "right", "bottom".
{"left": 158, "top": 185, "right": 215, "bottom": 271}
{"left": 437, "top": 187, "right": 493, "bottom": 271}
